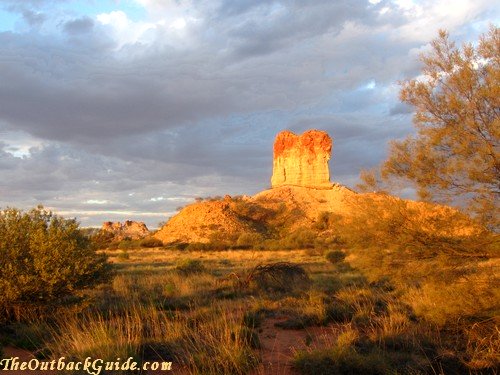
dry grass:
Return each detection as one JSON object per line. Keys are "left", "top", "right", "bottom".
{"left": 2, "top": 246, "right": 498, "bottom": 374}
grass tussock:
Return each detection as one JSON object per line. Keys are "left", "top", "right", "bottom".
{"left": 47, "top": 302, "right": 257, "bottom": 375}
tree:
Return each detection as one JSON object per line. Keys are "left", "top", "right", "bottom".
{"left": 362, "top": 26, "right": 499, "bottom": 229}
{"left": 0, "top": 206, "right": 112, "bottom": 321}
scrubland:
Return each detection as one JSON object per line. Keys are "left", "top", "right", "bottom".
{"left": 1, "top": 201, "right": 499, "bottom": 374}
{"left": 2, "top": 244, "right": 498, "bottom": 374}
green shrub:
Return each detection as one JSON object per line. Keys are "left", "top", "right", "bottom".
{"left": 0, "top": 206, "right": 111, "bottom": 321}
{"left": 325, "top": 250, "right": 345, "bottom": 264}
{"left": 175, "top": 259, "right": 206, "bottom": 275}
{"left": 140, "top": 237, "right": 163, "bottom": 248}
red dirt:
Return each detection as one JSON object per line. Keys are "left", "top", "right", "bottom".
{"left": 252, "top": 317, "right": 339, "bottom": 375}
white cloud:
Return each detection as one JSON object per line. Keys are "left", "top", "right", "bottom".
{"left": 170, "top": 17, "right": 186, "bottom": 30}
{"left": 96, "top": 10, "right": 156, "bottom": 48}
{"left": 85, "top": 199, "right": 109, "bottom": 204}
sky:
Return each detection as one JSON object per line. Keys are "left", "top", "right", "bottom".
{"left": 0, "top": 0, "right": 498, "bottom": 227}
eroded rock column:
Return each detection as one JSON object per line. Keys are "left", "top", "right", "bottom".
{"left": 271, "top": 129, "right": 332, "bottom": 189}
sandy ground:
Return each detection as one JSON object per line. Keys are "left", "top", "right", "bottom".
{"left": 251, "top": 317, "right": 339, "bottom": 375}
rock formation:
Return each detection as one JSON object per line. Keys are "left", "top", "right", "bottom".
{"left": 152, "top": 129, "right": 481, "bottom": 245}
{"left": 154, "top": 200, "right": 255, "bottom": 244}
{"left": 271, "top": 129, "right": 332, "bottom": 189}
{"left": 101, "top": 220, "right": 149, "bottom": 240}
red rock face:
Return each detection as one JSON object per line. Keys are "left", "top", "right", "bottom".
{"left": 271, "top": 129, "right": 332, "bottom": 189}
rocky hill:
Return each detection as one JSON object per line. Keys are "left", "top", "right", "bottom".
{"left": 154, "top": 129, "right": 482, "bottom": 246}
{"left": 102, "top": 220, "right": 149, "bottom": 240}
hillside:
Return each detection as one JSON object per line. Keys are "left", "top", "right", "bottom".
{"left": 155, "top": 183, "right": 481, "bottom": 246}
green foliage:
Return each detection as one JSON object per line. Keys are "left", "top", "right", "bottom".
{"left": 0, "top": 206, "right": 111, "bottom": 321}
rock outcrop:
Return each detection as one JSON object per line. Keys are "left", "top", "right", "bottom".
{"left": 101, "top": 220, "right": 149, "bottom": 240}
{"left": 152, "top": 129, "right": 482, "bottom": 245}
{"left": 271, "top": 129, "right": 332, "bottom": 189}
{"left": 154, "top": 200, "right": 255, "bottom": 244}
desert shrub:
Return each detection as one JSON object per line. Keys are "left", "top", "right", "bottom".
{"left": 249, "top": 262, "right": 310, "bottom": 293}
{"left": 116, "top": 238, "right": 145, "bottom": 250}
{"left": 279, "top": 228, "right": 317, "bottom": 249}
{"left": 220, "top": 262, "right": 310, "bottom": 294}
{"left": 90, "top": 229, "right": 115, "bottom": 249}
{"left": 313, "top": 212, "right": 343, "bottom": 231}
{"left": 232, "top": 200, "right": 276, "bottom": 223}
{"left": 326, "top": 303, "right": 354, "bottom": 323}
{"left": 175, "top": 259, "right": 206, "bottom": 275}
{"left": 325, "top": 250, "right": 345, "bottom": 264}
{"left": 173, "top": 242, "right": 189, "bottom": 250}
{"left": 0, "top": 206, "right": 111, "bottom": 321}
{"left": 117, "top": 250, "right": 130, "bottom": 260}
{"left": 186, "top": 241, "right": 231, "bottom": 251}
{"left": 107, "top": 241, "right": 120, "bottom": 250}
{"left": 293, "top": 347, "right": 390, "bottom": 375}
{"left": 140, "top": 237, "right": 163, "bottom": 248}
{"left": 235, "top": 232, "right": 263, "bottom": 249}
{"left": 205, "top": 231, "right": 239, "bottom": 250}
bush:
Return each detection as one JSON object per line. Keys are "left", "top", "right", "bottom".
{"left": 325, "top": 250, "right": 345, "bottom": 264}
{"left": 117, "top": 250, "right": 130, "bottom": 260}
{"left": 0, "top": 206, "right": 111, "bottom": 321}
{"left": 175, "top": 259, "right": 206, "bottom": 275}
{"left": 90, "top": 230, "right": 115, "bottom": 249}
{"left": 140, "top": 237, "right": 163, "bottom": 248}
{"left": 247, "top": 262, "right": 310, "bottom": 293}
{"left": 235, "top": 233, "right": 263, "bottom": 249}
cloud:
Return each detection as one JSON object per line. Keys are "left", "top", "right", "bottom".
{"left": 63, "top": 16, "right": 94, "bottom": 34}
{"left": 0, "top": 0, "right": 498, "bottom": 225}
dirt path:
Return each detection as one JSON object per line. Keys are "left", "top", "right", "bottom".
{"left": 252, "top": 317, "right": 338, "bottom": 375}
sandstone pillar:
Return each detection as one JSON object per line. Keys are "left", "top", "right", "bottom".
{"left": 271, "top": 129, "right": 332, "bottom": 189}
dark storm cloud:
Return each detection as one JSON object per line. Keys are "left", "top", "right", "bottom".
{"left": 20, "top": 9, "right": 46, "bottom": 26}
{"left": 0, "top": 0, "right": 497, "bottom": 225}
{"left": 389, "top": 102, "right": 413, "bottom": 116}
{"left": 0, "top": 0, "right": 383, "bottom": 142}
{"left": 63, "top": 16, "right": 94, "bottom": 34}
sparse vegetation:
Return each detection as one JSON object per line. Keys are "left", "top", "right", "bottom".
{"left": 175, "top": 258, "right": 206, "bottom": 275}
